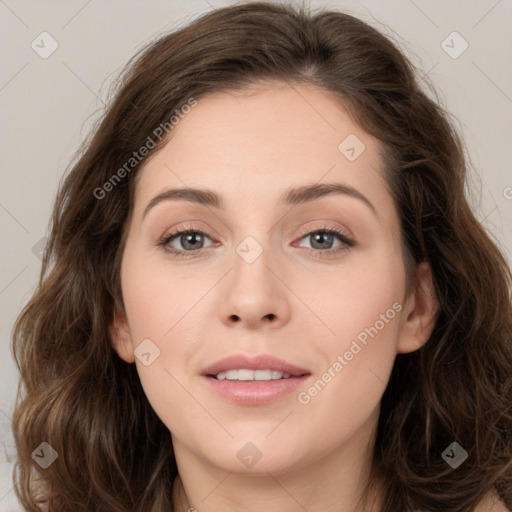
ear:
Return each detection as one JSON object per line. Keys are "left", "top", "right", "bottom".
{"left": 109, "top": 305, "right": 135, "bottom": 363}
{"left": 397, "top": 261, "right": 439, "bottom": 354}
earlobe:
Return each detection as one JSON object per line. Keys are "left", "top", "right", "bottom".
{"left": 397, "top": 261, "right": 439, "bottom": 354}
{"left": 109, "top": 306, "right": 135, "bottom": 363}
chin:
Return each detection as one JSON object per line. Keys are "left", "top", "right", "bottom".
{"left": 200, "top": 440, "right": 312, "bottom": 476}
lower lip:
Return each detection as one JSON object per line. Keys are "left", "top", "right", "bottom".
{"left": 201, "top": 375, "right": 311, "bottom": 405}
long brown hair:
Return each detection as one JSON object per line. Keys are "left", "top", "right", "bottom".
{"left": 10, "top": 2, "right": 512, "bottom": 511}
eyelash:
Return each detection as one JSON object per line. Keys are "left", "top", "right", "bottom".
{"left": 157, "top": 224, "right": 356, "bottom": 258}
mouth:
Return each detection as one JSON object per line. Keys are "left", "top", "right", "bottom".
{"left": 201, "top": 353, "right": 311, "bottom": 379}
{"left": 202, "top": 372, "right": 311, "bottom": 405}
{"left": 201, "top": 354, "right": 311, "bottom": 404}
{"left": 206, "top": 369, "right": 309, "bottom": 381}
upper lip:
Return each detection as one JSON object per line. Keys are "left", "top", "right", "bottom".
{"left": 202, "top": 354, "right": 311, "bottom": 377}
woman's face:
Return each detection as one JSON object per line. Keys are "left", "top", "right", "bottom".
{"left": 111, "top": 82, "right": 435, "bottom": 476}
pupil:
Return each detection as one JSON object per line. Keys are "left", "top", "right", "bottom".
{"left": 311, "top": 233, "right": 333, "bottom": 249}
{"left": 183, "top": 233, "right": 202, "bottom": 250}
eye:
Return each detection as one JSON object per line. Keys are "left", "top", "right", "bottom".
{"left": 158, "top": 227, "right": 215, "bottom": 257}
{"left": 157, "top": 224, "right": 355, "bottom": 258}
{"left": 294, "top": 226, "right": 355, "bottom": 256}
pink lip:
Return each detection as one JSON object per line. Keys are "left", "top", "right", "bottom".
{"left": 202, "top": 375, "right": 311, "bottom": 405}
{"left": 201, "top": 354, "right": 311, "bottom": 405}
{"left": 201, "top": 353, "right": 310, "bottom": 377}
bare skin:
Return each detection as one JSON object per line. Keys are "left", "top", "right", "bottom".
{"left": 110, "top": 82, "right": 441, "bottom": 512}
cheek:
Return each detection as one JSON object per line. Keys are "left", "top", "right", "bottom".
{"left": 293, "top": 247, "right": 404, "bottom": 413}
{"left": 297, "top": 243, "right": 405, "bottom": 352}
{"left": 120, "top": 252, "right": 210, "bottom": 344}
{"left": 119, "top": 253, "right": 209, "bottom": 399}
{"left": 293, "top": 300, "right": 400, "bottom": 452}
{"left": 119, "top": 255, "right": 207, "bottom": 427}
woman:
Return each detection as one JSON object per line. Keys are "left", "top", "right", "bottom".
{"left": 10, "top": 2, "right": 512, "bottom": 511}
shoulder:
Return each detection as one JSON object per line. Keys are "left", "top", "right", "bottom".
{"left": 475, "top": 490, "right": 510, "bottom": 512}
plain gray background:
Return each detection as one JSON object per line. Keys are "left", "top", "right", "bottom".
{"left": 1, "top": 0, "right": 511, "bottom": 509}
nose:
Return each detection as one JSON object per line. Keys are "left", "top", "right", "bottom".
{"left": 218, "top": 243, "right": 291, "bottom": 330}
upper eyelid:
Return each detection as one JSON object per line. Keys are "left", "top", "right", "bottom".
{"left": 295, "top": 223, "right": 352, "bottom": 239}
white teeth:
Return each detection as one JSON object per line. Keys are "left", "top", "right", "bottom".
{"left": 255, "top": 369, "right": 272, "bottom": 380}
{"left": 238, "top": 369, "right": 254, "bottom": 381}
{"left": 214, "top": 369, "right": 293, "bottom": 381}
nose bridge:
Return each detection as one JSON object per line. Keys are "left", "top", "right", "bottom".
{"left": 230, "top": 208, "right": 275, "bottom": 277}
{"left": 231, "top": 232, "right": 277, "bottom": 301}
{"left": 218, "top": 229, "right": 290, "bottom": 328}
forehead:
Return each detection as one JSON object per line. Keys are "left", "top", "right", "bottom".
{"left": 133, "top": 82, "right": 389, "bottom": 214}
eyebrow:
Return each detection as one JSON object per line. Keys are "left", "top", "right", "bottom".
{"left": 142, "top": 182, "right": 377, "bottom": 219}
